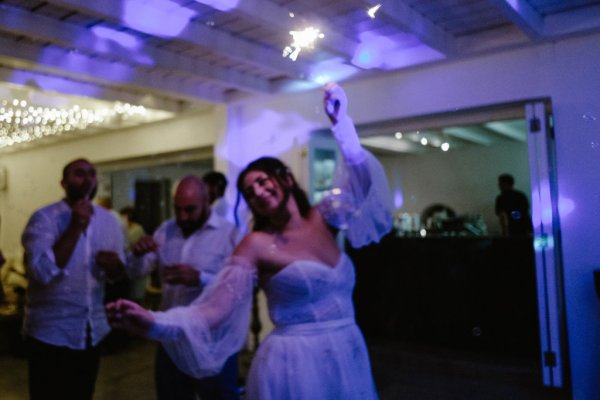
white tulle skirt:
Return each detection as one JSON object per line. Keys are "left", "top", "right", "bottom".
{"left": 245, "top": 318, "right": 378, "bottom": 400}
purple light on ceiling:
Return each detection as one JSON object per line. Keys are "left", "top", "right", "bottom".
{"left": 352, "top": 31, "right": 444, "bottom": 70}
{"left": 123, "top": 0, "right": 196, "bottom": 38}
{"left": 91, "top": 26, "right": 155, "bottom": 66}
{"left": 92, "top": 26, "right": 139, "bottom": 50}
{"left": 351, "top": 32, "right": 395, "bottom": 69}
{"left": 7, "top": 70, "right": 102, "bottom": 99}
{"left": 192, "top": 0, "right": 240, "bottom": 11}
{"left": 309, "top": 58, "right": 359, "bottom": 85}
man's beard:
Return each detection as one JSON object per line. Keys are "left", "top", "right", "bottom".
{"left": 67, "top": 183, "right": 97, "bottom": 201}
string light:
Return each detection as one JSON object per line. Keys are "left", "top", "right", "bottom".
{"left": 0, "top": 100, "right": 148, "bottom": 149}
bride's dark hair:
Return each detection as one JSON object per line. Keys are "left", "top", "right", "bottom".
{"left": 235, "top": 157, "right": 311, "bottom": 232}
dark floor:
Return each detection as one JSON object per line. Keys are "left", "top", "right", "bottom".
{"left": 368, "top": 339, "right": 569, "bottom": 400}
{"left": 0, "top": 334, "right": 570, "bottom": 400}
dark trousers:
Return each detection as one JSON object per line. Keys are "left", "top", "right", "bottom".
{"left": 26, "top": 336, "right": 101, "bottom": 400}
{"left": 155, "top": 344, "right": 240, "bottom": 400}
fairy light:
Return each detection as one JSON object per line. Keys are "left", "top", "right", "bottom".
{"left": 0, "top": 100, "right": 148, "bottom": 149}
{"left": 283, "top": 27, "right": 324, "bottom": 61}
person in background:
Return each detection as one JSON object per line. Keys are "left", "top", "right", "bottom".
{"left": 119, "top": 206, "right": 147, "bottom": 305}
{"left": 202, "top": 171, "right": 229, "bottom": 219}
{"left": 119, "top": 206, "right": 145, "bottom": 252}
{"left": 21, "top": 158, "right": 126, "bottom": 400}
{"left": 106, "top": 83, "right": 393, "bottom": 399}
{"left": 127, "top": 175, "right": 243, "bottom": 400}
{"left": 495, "top": 173, "right": 533, "bottom": 236}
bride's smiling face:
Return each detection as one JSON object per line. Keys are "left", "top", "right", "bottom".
{"left": 242, "top": 170, "right": 286, "bottom": 216}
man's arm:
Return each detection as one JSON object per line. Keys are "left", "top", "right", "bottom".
{"left": 53, "top": 199, "right": 92, "bottom": 268}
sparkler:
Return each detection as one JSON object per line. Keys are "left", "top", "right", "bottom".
{"left": 367, "top": 4, "right": 382, "bottom": 19}
{"left": 283, "top": 27, "right": 324, "bottom": 61}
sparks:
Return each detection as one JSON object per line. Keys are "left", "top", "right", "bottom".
{"left": 367, "top": 4, "right": 382, "bottom": 19}
{"left": 282, "top": 27, "right": 324, "bottom": 61}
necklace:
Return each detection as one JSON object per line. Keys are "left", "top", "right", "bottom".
{"left": 269, "top": 233, "right": 289, "bottom": 253}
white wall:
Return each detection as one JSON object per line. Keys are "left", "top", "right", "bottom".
{"left": 225, "top": 33, "right": 600, "bottom": 399}
{"left": 0, "top": 107, "right": 225, "bottom": 259}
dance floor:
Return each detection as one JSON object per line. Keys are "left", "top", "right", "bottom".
{"left": 0, "top": 335, "right": 570, "bottom": 400}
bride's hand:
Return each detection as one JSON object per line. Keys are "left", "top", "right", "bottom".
{"left": 106, "top": 299, "right": 155, "bottom": 337}
{"left": 323, "top": 82, "right": 348, "bottom": 125}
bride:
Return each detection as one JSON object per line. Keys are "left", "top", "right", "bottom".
{"left": 106, "top": 83, "right": 393, "bottom": 399}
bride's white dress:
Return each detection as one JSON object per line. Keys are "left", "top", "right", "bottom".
{"left": 147, "top": 151, "right": 393, "bottom": 400}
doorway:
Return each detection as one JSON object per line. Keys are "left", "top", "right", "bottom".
{"left": 348, "top": 99, "right": 569, "bottom": 399}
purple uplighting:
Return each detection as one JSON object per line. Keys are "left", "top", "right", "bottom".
{"left": 192, "top": 0, "right": 240, "bottom": 11}
{"left": 123, "top": 0, "right": 196, "bottom": 37}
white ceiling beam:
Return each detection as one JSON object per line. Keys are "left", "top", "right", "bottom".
{"left": 0, "top": 4, "right": 270, "bottom": 94}
{"left": 0, "top": 5, "right": 265, "bottom": 94}
{"left": 455, "top": 24, "right": 529, "bottom": 55}
{"left": 485, "top": 0, "right": 544, "bottom": 40}
{"left": 213, "top": 0, "right": 359, "bottom": 60}
{"left": 484, "top": 121, "right": 527, "bottom": 142}
{"left": 360, "top": 136, "right": 426, "bottom": 154}
{"left": 0, "top": 65, "right": 187, "bottom": 113}
{"left": 43, "top": 0, "right": 308, "bottom": 79}
{"left": 0, "top": 36, "right": 227, "bottom": 103}
{"left": 442, "top": 126, "right": 495, "bottom": 146}
{"left": 367, "top": 0, "right": 457, "bottom": 56}
{"left": 544, "top": 4, "right": 600, "bottom": 37}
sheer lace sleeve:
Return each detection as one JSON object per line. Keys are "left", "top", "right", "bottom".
{"left": 147, "top": 256, "right": 257, "bottom": 378}
{"left": 318, "top": 117, "right": 393, "bottom": 248}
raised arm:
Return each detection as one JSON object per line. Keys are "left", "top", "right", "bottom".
{"left": 320, "top": 83, "right": 394, "bottom": 247}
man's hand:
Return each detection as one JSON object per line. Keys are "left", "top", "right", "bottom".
{"left": 162, "top": 263, "right": 200, "bottom": 286}
{"left": 132, "top": 235, "right": 158, "bottom": 257}
{"left": 96, "top": 250, "right": 124, "bottom": 279}
{"left": 70, "top": 199, "right": 93, "bottom": 232}
{"left": 106, "top": 299, "right": 154, "bottom": 337}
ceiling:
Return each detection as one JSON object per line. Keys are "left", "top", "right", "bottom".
{"left": 0, "top": 0, "right": 598, "bottom": 153}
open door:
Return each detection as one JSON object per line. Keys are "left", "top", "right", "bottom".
{"left": 526, "top": 101, "right": 568, "bottom": 387}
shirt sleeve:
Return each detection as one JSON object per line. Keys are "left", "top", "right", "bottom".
{"left": 21, "top": 210, "right": 63, "bottom": 285}
{"left": 147, "top": 255, "right": 257, "bottom": 378}
{"left": 318, "top": 118, "right": 393, "bottom": 248}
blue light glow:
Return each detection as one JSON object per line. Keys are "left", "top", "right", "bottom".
{"left": 533, "top": 233, "right": 554, "bottom": 250}
{"left": 558, "top": 196, "right": 575, "bottom": 216}
{"left": 123, "top": 0, "right": 196, "bottom": 38}
{"left": 217, "top": 109, "right": 317, "bottom": 168}
{"left": 393, "top": 170, "right": 404, "bottom": 209}
{"left": 394, "top": 188, "right": 404, "bottom": 209}
{"left": 352, "top": 32, "right": 393, "bottom": 69}
{"left": 352, "top": 32, "right": 444, "bottom": 70}
{"left": 309, "top": 58, "right": 359, "bottom": 85}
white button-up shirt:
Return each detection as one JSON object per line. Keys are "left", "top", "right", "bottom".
{"left": 128, "top": 212, "right": 242, "bottom": 309}
{"left": 22, "top": 200, "right": 125, "bottom": 349}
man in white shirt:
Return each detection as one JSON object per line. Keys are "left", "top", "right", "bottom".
{"left": 21, "top": 158, "right": 126, "bottom": 400}
{"left": 129, "top": 175, "right": 242, "bottom": 400}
